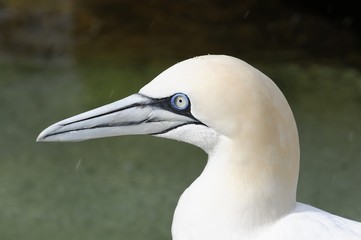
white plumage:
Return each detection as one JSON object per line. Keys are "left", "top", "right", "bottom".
{"left": 37, "top": 55, "right": 361, "bottom": 239}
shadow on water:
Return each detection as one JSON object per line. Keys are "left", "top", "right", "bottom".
{"left": 0, "top": 1, "right": 360, "bottom": 240}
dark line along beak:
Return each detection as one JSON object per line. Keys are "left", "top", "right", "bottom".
{"left": 37, "top": 93, "right": 203, "bottom": 142}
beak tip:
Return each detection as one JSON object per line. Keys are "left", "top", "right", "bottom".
{"left": 36, "top": 133, "right": 47, "bottom": 142}
{"left": 36, "top": 130, "right": 49, "bottom": 142}
{"left": 36, "top": 124, "right": 60, "bottom": 142}
{"left": 36, "top": 123, "right": 86, "bottom": 142}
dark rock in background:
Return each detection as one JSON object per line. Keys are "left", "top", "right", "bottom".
{"left": 0, "top": 0, "right": 360, "bottom": 64}
{"left": 73, "top": 0, "right": 361, "bottom": 64}
{"left": 0, "top": 1, "right": 72, "bottom": 64}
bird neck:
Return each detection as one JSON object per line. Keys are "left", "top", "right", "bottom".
{"left": 172, "top": 136, "right": 298, "bottom": 239}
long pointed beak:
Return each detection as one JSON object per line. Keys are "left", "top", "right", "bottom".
{"left": 37, "top": 93, "right": 200, "bottom": 142}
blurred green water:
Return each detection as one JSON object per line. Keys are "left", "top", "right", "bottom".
{"left": 0, "top": 57, "right": 360, "bottom": 240}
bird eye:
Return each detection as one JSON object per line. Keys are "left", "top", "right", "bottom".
{"left": 170, "top": 93, "right": 190, "bottom": 111}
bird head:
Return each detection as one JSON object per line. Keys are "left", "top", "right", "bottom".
{"left": 37, "top": 55, "right": 299, "bottom": 173}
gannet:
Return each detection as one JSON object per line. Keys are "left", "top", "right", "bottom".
{"left": 37, "top": 55, "right": 361, "bottom": 240}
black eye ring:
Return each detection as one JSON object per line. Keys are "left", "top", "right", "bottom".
{"left": 170, "top": 93, "right": 190, "bottom": 111}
